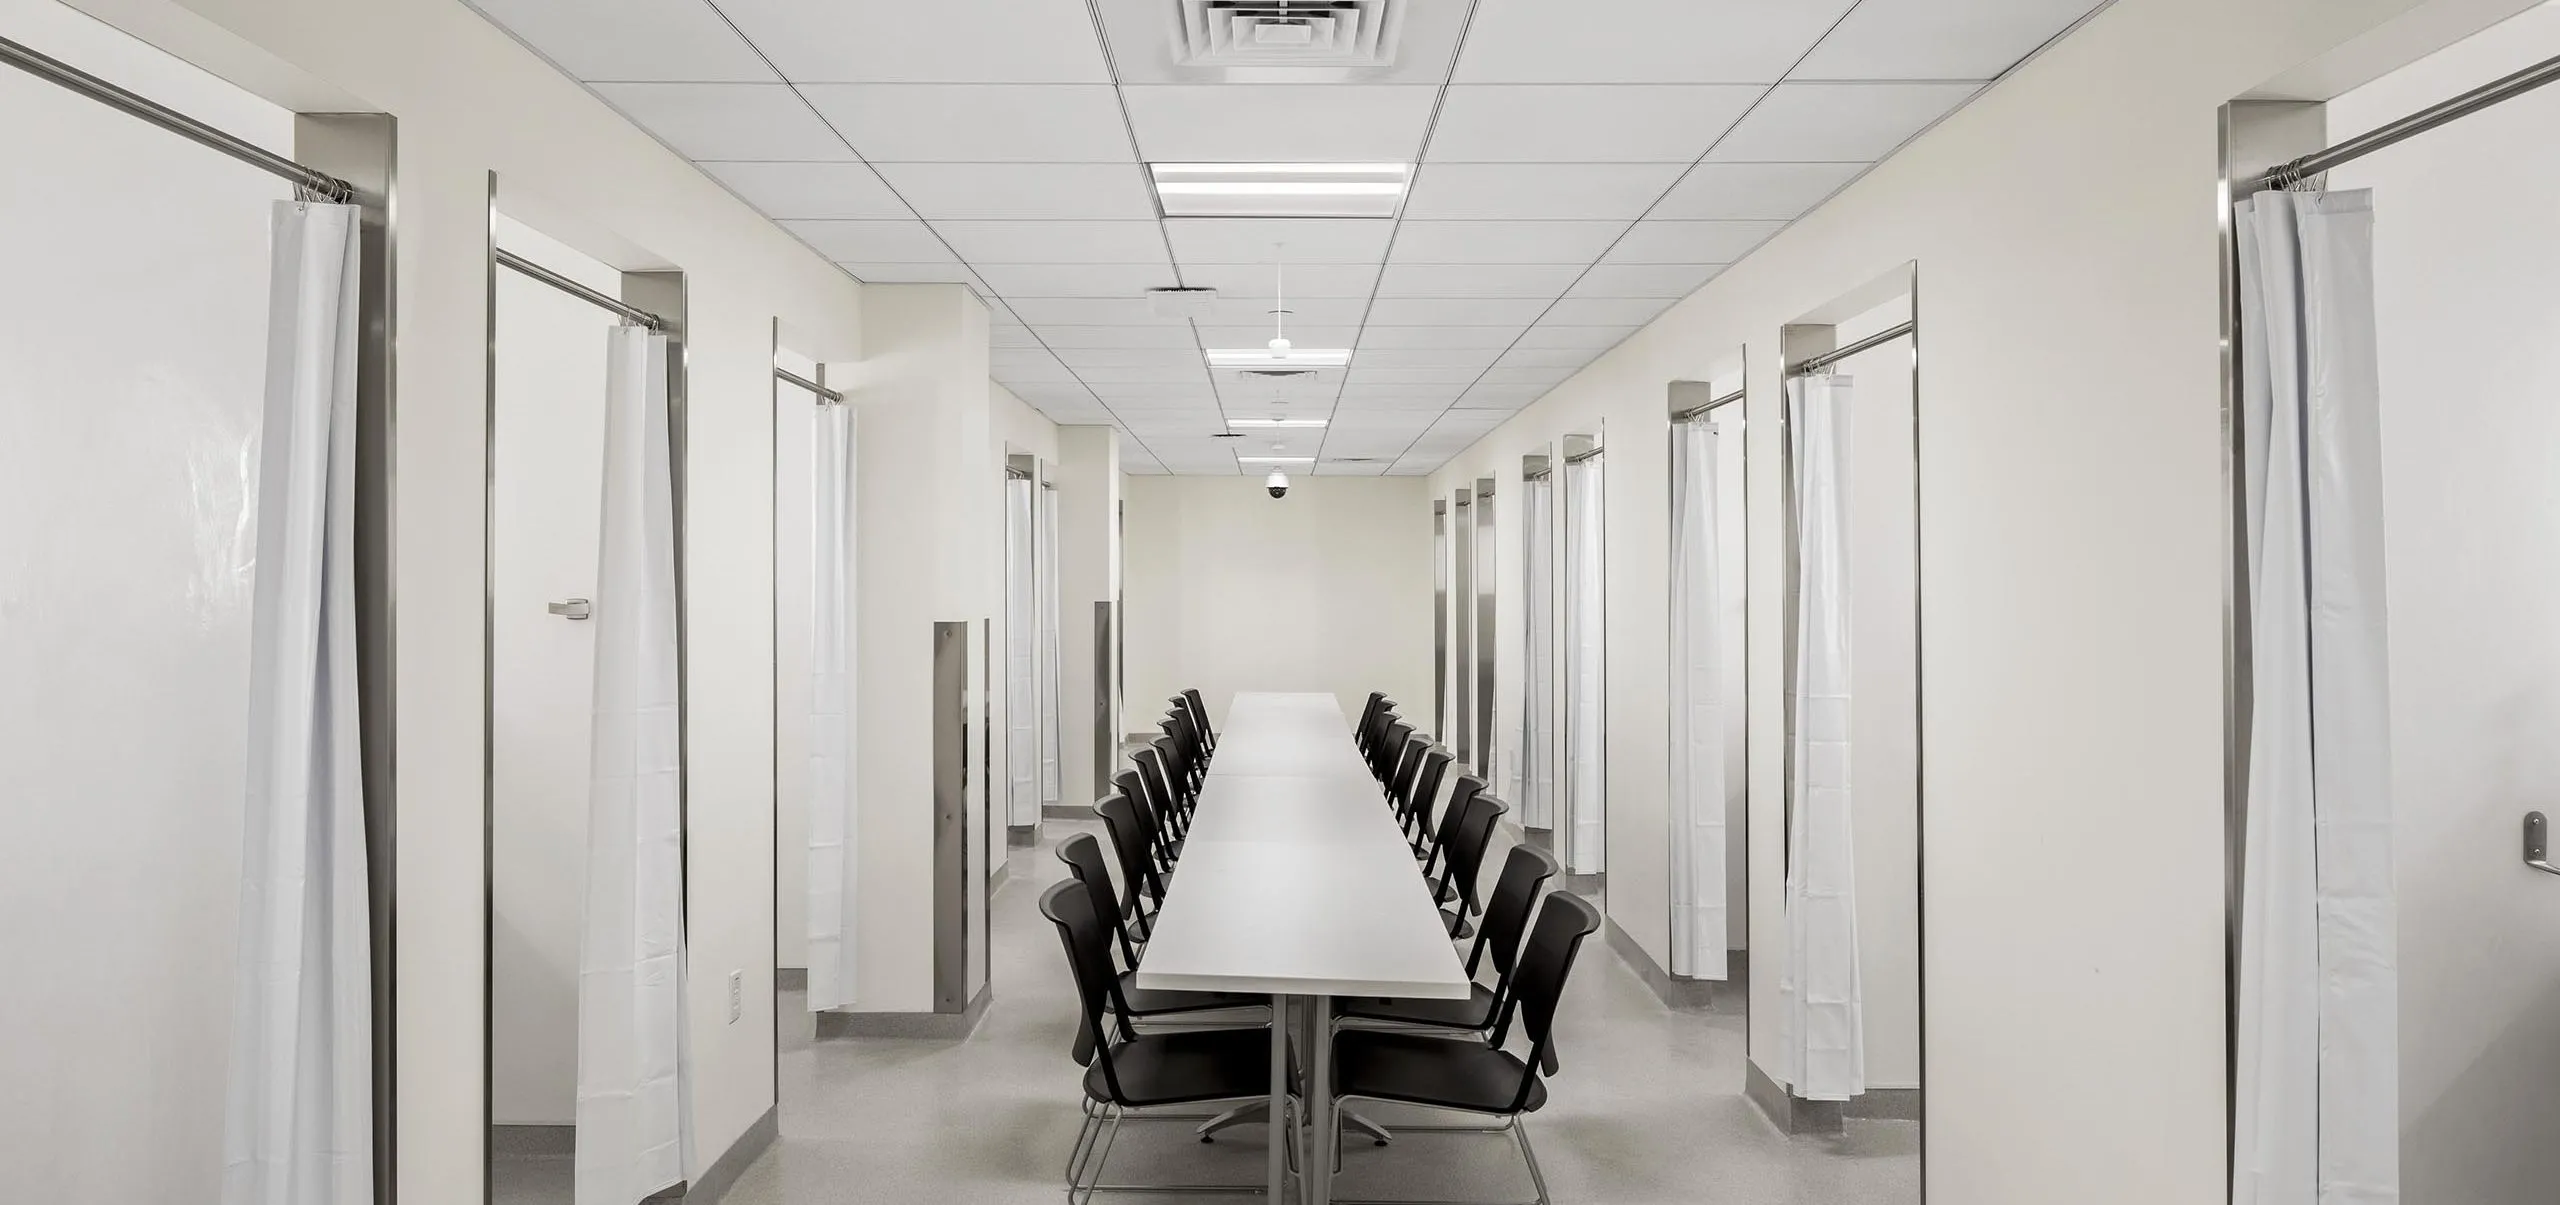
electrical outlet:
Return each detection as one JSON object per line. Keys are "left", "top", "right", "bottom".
{"left": 728, "top": 971, "right": 743, "bottom": 1023}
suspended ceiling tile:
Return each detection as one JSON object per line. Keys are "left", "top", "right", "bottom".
{"left": 1352, "top": 347, "right": 1506, "bottom": 369}
{"left": 1350, "top": 366, "right": 1491, "bottom": 386}
{"left": 992, "top": 325, "right": 1048, "bottom": 348}
{"left": 702, "top": 161, "right": 910, "bottom": 219}
{"left": 1494, "top": 347, "right": 1602, "bottom": 370}
{"left": 1424, "top": 85, "right": 1763, "bottom": 162}
{"left": 1202, "top": 296, "right": 1370, "bottom": 328}
{"left": 1542, "top": 296, "right": 1679, "bottom": 326}
{"left": 874, "top": 163, "right": 1157, "bottom": 220}
{"left": 1513, "top": 324, "right": 1641, "bottom": 349}
{"left": 999, "top": 381, "right": 1100, "bottom": 403}
{"left": 1703, "top": 82, "right": 1983, "bottom": 163}
{"left": 1453, "top": 0, "right": 1858, "bottom": 83}
{"left": 1602, "top": 220, "right": 1788, "bottom": 265}
{"left": 838, "top": 262, "right": 984, "bottom": 287}
{"left": 801, "top": 85, "right": 1132, "bottom": 162}
{"left": 1165, "top": 219, "right": 1396, "bottom": 266}
{"left": 934, "top": 217, "right": 1169, "bottom": 265}
{"left": 992, "top": 363, "right": 1081, "bottom": 384}
{"left": 1364, "top": 297, "right": 1554, "bottom": 326}
{"left": 1357, "top": 325, "right": 1530, "bottom": 350}
{"left": 781, "top": 219, "right": 957, "bottom": 262}
{"left": 1035, "top": 325, "right": 1204, "bottom": 349}
{"left": 1477, "top": 366, "right": 1578, "bottom": 387}
{"left": 1375, "top": 263, "right": 1582, "bottom": 299}
{"left": 1453, "top": 389, "right": 1542, "bottom": 410}
{"left": 1088, "top": 0, "right": 1475, "bottom": 84}
{"left": 1332, "top": 392, "right": 1470, "bottom": 410}
{"left": 1086, "top": 382, "right": 1221, "bottom": 403}
{"left": 1053, "top": 347, "right": 1206, "bottom": 369}
{"left": 1005, "top": 298, "right": 1185, "bottom": 326}
{"left": 1121, "top": 85, "right": 1438, "bottom": 162}
{"left": 711, "top": 0, "right": 1112, "bottom": 83}
{"left": 1388, "top": 221, "right": 1629, "bottom": 265}
{"left": 1567, "top": 262, "right": 1726, "bottom": 298}
{"left": 971, "top": 262, "right": 1183, "bottom": 298}
{"left": 1317, "top": 461, "right": 1395, "bottom": 476}
{"left": 1075, "top": 363, "right": 1212, "bottom": 385}
{"left": 1649, "top": 161, "right": 1870, "bottom": 220}
{"left": 1793, "top": 0, "right": 2102, "bottom": 81}
{"left": 1402, "top": 162, "right": 1688, "bottom": 221}
{"left": 590, "top": 83, "right": 851, "bottom": 161}
{"left": 467, "top": 0, "right": 777, "bottom": 82}
{"left": 1180, "top": 262, "right": 1382, "bottom": 299}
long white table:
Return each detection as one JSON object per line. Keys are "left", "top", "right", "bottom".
{"left": 1133, "top": 692, "right": 1470, "bottom": 1205}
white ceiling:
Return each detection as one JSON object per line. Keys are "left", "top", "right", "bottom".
{"left": 468, "top": 0, "right": 2109, "bottom": 475}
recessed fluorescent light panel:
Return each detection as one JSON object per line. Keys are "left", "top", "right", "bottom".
{"left": 1235, "top": 456, "right": 1317, "bottom": 465}
{"left": 1227, "top": 418, "right": 1329, "bottom": 428}
{"left": 1206, "top": 346, "right": 1353, "bottom": 368}
{"left": 1150, "top": 163, "right": 1411, "bottom": 218}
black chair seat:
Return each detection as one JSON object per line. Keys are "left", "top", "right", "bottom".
{"left": 1332, "top": 1030, "right": 1544, "bottom": 1114}
{"left": 1083, "top": 1027, "right": 1274, "bottom": 1108}
{"left": 1441, "top": 908, "right": 1475, "bottom": 940}
{"left": 1335, "top": 984, "right": 1498, "bottom": 1031}
{"left": 1118, "top": 972, "right": 1262, "bottom": 1018}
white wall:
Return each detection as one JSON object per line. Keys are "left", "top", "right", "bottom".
{"left": 486, "top": 219, "right": 621, "bottom": 1124}
{"left": 2327, "top": 6, "right": 2560, "bottom": 1198}
{"left": 52, "top": 0, "right": 882, "bottom": 1187}
{"left": 1123, "top": 476, "right": 1434, "bottom": 735}
{"left": 1423, "top": 0, "right": 2502, "bottom": 1194}
{"left": 0, "top": 3, "right": 286, "bottom": 1194}
{"left": 1052, "top": 425, "right": 1123, "bottom": 809}
{"left": 769, "top": 347, "right": 824, "bottom": 975}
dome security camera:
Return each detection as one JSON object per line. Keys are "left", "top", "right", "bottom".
{"left": 1265, "top": 469, "right": 1289, "bottom": 500}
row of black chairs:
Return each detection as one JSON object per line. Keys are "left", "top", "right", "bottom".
{"left": 1041, "top": 689, "right": 1601, "bottom": 1204}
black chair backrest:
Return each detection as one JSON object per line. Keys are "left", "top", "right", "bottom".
{"left": 1094, "top": 794, "right": 1166, "bottom": 907}
{"left": 1490, "top": 890, "right": 1602, "bottom": 1110}
{"left": 1128, "top": 751, "right": 1181, "bottom": 846}
{"left": 1039, "top": 880, "right": 1136, "bottom": 1101}
{"left": 1467, "top": 843, "right": 1561, "bottom": 980}
{"left": 1386, "top": 737, "right": 1429, "bottom": 806}
{"left": 1442, "top": 794, "right": 1509, "bottom": 917}
{"left": 1369, "top": 708, "right": 1403, "bottom": 762}
{"left": 1355, "top": 692, "right": 1387, "bottom": 751}
{"left": 1163, "top": 705, "right": 1206, "bottom": 773}
{"left": 1424, "top": 774, "right": 1487, "bottom": 876}
{"left": 1181, "top": 689, "right": 1216, "bottom": 747}
{"left": 1402, "top": 747, "right": 1454, "bottom": 833}
{"left": 1374, "top": 722, "right": 1415, "bottom": 782}
{"left": 1146, "top": 735, "right": 1194, "bottom": 806}
{"left": 1116, "top": 760, "right": 1174, "bottom": 862}
{"left": 1056, "top": 833, "right": 1142, "bottom": 966}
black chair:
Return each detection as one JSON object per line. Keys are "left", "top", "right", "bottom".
{"left": 1395, "top": 746, "right": 1453, "bottom": 844}
{"left": 1371, "top": 722, "right": 1415, "bottom": 784}
{"left": 1432, "top": 793, "right": 1508, "bottom": 939}
{"left": 1384, "top": 736, "right": 1429, "bottom": 810}
{"left": 1177, "top": 689, "right": 1217, "bottom": 754}
{"left": 1354, "top": 692, "right": 1387, "bottom": 754}
{"left": 1136, "top": 742, "right": 1193, "bottom": 832}
{"left": 1113, "top": 768, "right": 1181, "bottom": 871}
{"left": 1041, "top": 881, "right": 1280, "bottom": 1201}
{"left": 1365, "top": 698, "right": 1400, "bottom": 755}
{"left": 1327, "top": 892, "right": 1603, "bottom": 1205}
{"left": 1337, "top": 843, "right": 1561, "bottom": 1035}
{"left": 1163, "top": 710, "right": 1209, "bottom": 788}
{"left": 1417, "top": 773, "right": 1487, "bottom": 865}
{"left": 1054, "top": 835, "right": 1263, "bottom": 1021}
{"left": 1094, "top": 794, "right": 1168, "bottom": 925}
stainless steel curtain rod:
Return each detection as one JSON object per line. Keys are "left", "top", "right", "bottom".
{"left": 774, "top": 367, "right": 841, "bottom": 401}
{"left": 2256, "top": 50, "right": 2560, "bottom": 191}
{"left": 0, "top": 33, "right": 354, "bottom": 202}
{"left": 1564, "top": 446, "right": 1605, "bottom": 465}
{"left": 1789, "top": 321, "right": 1917, "bottom": 377}
{"left": 497, "top": 248, "right": 666, "bottom": 331}
{"left": 1676, "top": 388, "right": 1748, "bottom": 420}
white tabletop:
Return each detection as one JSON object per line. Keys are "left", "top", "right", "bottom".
{"left": 1132, "top": 692, "right": 1470, "bottom": 1001}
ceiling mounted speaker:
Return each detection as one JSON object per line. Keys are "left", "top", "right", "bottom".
{"left": 1173, "top": 1, "right": 1404, "bottom": 69}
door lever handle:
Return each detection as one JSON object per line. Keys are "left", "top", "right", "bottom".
{"left": 2525, "top": 812, "right": 2560, "bottom": 876}
{"left": 549, "top": 598, "right": 592, "bottom": 621}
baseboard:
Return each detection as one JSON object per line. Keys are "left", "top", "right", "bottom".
{"left": 1043, "top": 804, "right": 1093, "bottom": 822}
{"left": 681, "top": 1103, "right": 776, "bottom": 1203}
{"left": 1745, "top": 1059, "right": 1918, "bottom": 1132}
{"left": 1007, "top": 823, "right": 1039, "bottom": 848}
{"left": 489, "top": 1123, "right": 574, "bottom": 1157}
{"left": 1602, "top": 916, "right": 1745, "bottom": 1014}
{"left": 988, "top": 861, "right": 1010, "bottom": 893}
{"left": 775, "top": 967, "right": 806, "bottom": 992}
{"left": 815, "top": 983, "right": 992, "bottom": 1040}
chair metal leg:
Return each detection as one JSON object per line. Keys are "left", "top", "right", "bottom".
{"left": 1342, "top": 1109, "right": 1394, "bottom": 1147}
{"left": 1195, "top": 1099, "right": 1266, "bottom": 1140}
{"left": 1064, "top": 1097, "right": 1282, "bottom": 1199}
{"left": 1326, "top": 1105, "right": 1546, "bottom": 1205}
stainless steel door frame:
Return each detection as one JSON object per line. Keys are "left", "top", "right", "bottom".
{"left": 1474, "top": 478, "right": 1496, "bottom": 779}
{"left": 1433, "top": 501, "right": 1448, "bottom": 741}
{"left": 1453, "top": 488, "right": 1473, "bottom": 764}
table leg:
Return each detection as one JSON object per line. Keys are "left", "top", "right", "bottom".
{"left": 1309, "top": 993, "right": 1335, "bottom": 1205}
{"left": 1268, "top": 993, "right": 1289, "bottom": 1200}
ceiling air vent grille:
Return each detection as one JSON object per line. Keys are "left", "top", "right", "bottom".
{"left": 1239, "top": 369, "right": 1321, "bottom": 382}
{"left": 1173, "top": 1, "right": 1404, "bottom": 68}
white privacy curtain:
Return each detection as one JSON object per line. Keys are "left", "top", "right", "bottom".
{"left": 223, "top": 201, "right": 370, "bottom": 1205}
{"left": 2231, "top": 189, "right": 2397, "bottom": 1205}
{"left": 1005, "top": 474, "right": 1039, "bottom": 826}
{"left": 579, "top": 325, "right": 688, "bottom": 1205}
{"left": 806, "top": 398, "right": 860, "bottom": 1013}
{"left": 1562, "top": 453, "right": 1607, "bottom": 874}
{"left": 1521, "top": 474, "right": 1556, "bottom": 828}
{"left": 1669, "top": 417, "right": 1730, "bottom": 980}
{"left": 1779, "top": 373, "right": 1863, "bottom": 1101}
{"left": 1039, "top": 484, "right": 1063, "bottom": 806}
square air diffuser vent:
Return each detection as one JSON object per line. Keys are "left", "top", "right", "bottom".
{"left": 1174, "top": 1, "right": 1404, "bottom": 68}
